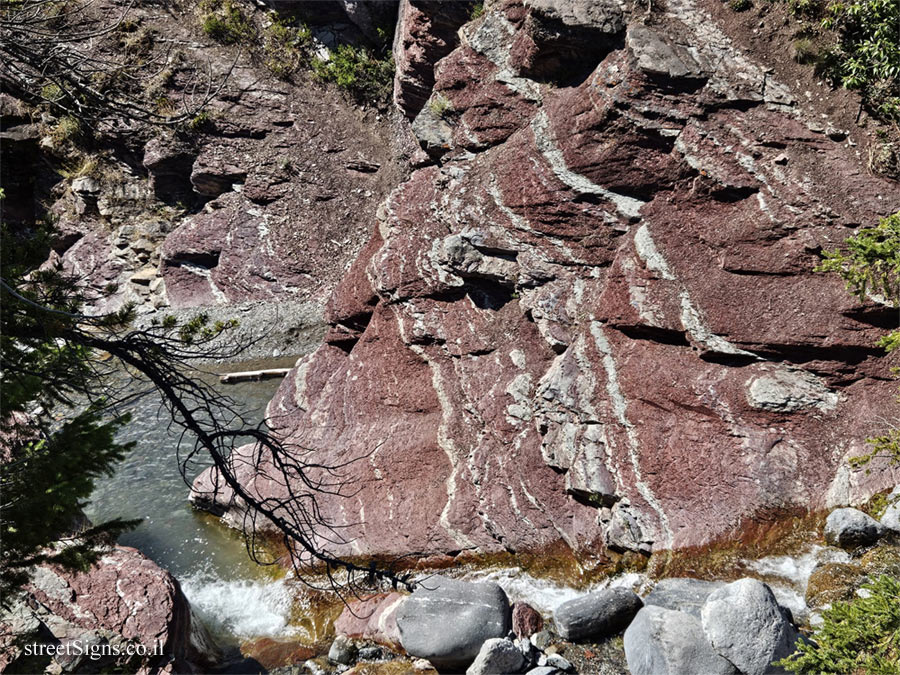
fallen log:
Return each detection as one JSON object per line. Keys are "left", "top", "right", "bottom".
{"left": 219, "top": 368, "right": 291, "bottom": 384}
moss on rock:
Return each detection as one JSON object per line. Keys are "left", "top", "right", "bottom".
{"left": 805, "top": 562, "right": 867, "bottom": 609}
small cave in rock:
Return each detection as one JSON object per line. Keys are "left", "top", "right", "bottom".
{"left": 644, "top": 72, "right": 709, "bottom": 96}
{"left": 752, "top": 342, "right": 885, "bottom": 366}
{"left": 465, "top": 279, "right": 515, "bottom": 310}
{"left": 710, "top": 184, "right": 760, "bottom": 203}
{"left": 842, "top": 305, "right": 899, "bottom": 331}
{"left": 616, "top": 324, "right": 691, "bottom": 347}
{"left": 698, "top": 351, "right": 761, "bottom": 367}
{"left": 516, "top": 17, "right": 625, "bottom": 88}
{"left": 328, "top": 310, "right": 375, "bottom": 354}
{"left": 166, "top": 250, "right": 221, "bottom": 270}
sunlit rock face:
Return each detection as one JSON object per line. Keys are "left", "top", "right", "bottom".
{"left": 0, "top": 546, "right": 218, "bottom": 673}
{"left": 194, "top": 0, "right": 900, "bottom": 559}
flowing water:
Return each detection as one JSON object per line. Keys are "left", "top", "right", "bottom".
{"left": 84, "top": 357, "right": 302, "bottom": 645}
{"left": 82, "top": 354, "right": 842, "bottom": 651}
{"left": 745, "top": 544, "right": 852, "bottom": 624}
{"left": 460, "top": 568, "right": 650, "bottom": 614}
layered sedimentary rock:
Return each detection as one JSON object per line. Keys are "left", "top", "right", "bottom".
{"left": 392, "top": 1, "right": 473, "bottom": 118}
{"left": 194, "top": 0, "right": 900, "bottom": 558}
{"left": 156, "top": 61, "right": 404, "bottom": 309}
{"left": 7, "top": 0, "right": 409, "bottom": 317}
{"left": 0, "top": 546, "right": 217, "bottom": 673}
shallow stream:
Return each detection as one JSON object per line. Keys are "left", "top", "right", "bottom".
{"left": 82, "top": 356, "right": 840, "bottom": 655}
{"left": 83, "top": 357, "right": 302, "bottom": 645}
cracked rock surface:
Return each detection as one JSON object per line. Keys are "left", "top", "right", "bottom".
{"left": 193, "top": 0, "right": 900, "bottom": 559}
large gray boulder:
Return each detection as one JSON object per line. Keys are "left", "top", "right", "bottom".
{"left": 644, "top": 578, "right": 725, "bottom": 618}
{"left": 700, "top": 578, "right": 799, "bottom": 675}
{"left": 624, "top": 606, "right": 738, "bottom": 675}
{"left": 397, "top": 577, "right": 511, "bottom": 669}
{"left": 554, "top": 587, "right": 643, "bottom": 641}
{"left": 882, "top": 502, "right": 900, "bottom": 532}
{"left": 825, "top": 507, "right": 886, "bottom": 549}
{"left": 466, "top": 638, "right": 527, "bottom": 675}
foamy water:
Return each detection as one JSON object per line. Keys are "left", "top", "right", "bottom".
{"left": 747, "top": 545, "right": 850, "bottom": 586}
{"left": 181, "top": 571, "right": 300, "bottom": 640}
{"left": 744, "top": 545, "right": 851, "bottom": 624}
{"left": 458, "top": 568, "right": 649, "bottom": 615}
{"left": 84, "top": 366, "right": 304, "bottom": 644}
{"left": 451, "top": 546, "right": 847, "bottom": 625}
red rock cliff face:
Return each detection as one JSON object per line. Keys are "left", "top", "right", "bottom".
{"left": 195, "top": 0, "right": 900, "bottom": 558}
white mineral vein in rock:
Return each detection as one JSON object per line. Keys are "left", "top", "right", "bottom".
{"left": 590, "top": 321, "right": 673, "bottom": 548}
{"left": 634, "top": 224, "right": 758, "bottom": 357}
{"left": 402, "top": 331, "right": 477, "bottom": 548}
{"left": 531, "top": 110, "right": 646, "bottom": 219}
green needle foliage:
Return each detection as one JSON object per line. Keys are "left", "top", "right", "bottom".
{"left": 818, "top": 211, "right": 900, "bottom": 352}
{"left": 313, "top": 44, "right": 395, "bottom": 104}
{"left": 0, "top": 220, "right": 245, "bottom": 604}
{"left": 822, "top": 0, "right": 900, "bottom": 121}
{"left": 778, "top": 575, "right": 900, "bottom": 674}
{"left": 0, "top": 224, "right": 139, "bottom": 603}
{"left": 819, "top": 212, "right": 900, "bottom": 468}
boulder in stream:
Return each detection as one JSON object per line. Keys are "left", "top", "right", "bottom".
{"left": 644, "top": 578, "right": 724, "bottom": 618}
{"left": 397, "top": 576, "right": 511, "bottom": 670}
{"left": 881, "top": 489, "right": 900, "bottom": 532}
{"left": 334, "top": 592, "right": 404, "bottom": 649}
{"left": 554, "top": 587, "right": 643, "bottom": 641}
{"left": 700, "top": 578, "right": 800, "bottom": 675}
{"left": 0, "top": 545, "right": 218, "bottom": 673}
{"left": 825, "top": 507, "right": 886, "bottom": 549}
{"left": 466, "top": 637, "right": 527, "bottom": 675}
{"left": 512, "top": 601, "right": 544, "bottom": 639}
{"left": 624, "top": 605, "right": 738, "bottom": 675}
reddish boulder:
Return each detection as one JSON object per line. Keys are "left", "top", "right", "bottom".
{"left": 333, "top": 592, "right": 405, "bottom": 649}
{"left": 1, "top": 546, "right": 217, "bottom": 673}
{"left": 512, "top": 602, "right": 544, "bottom": 639}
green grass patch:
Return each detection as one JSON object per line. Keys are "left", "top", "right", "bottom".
{"left": 792, "top": 37, "right": 821, "bottom": 63}
{"left": 427, "top": 93, "right": 453, "bottom": 119}
{"left": 313, "top": 44, "right": 394, "bottom": 104}
{"left": 50, "top": 116, "right": 81, "bottom": 143}
{"left": 200, "top": 0, "right": 255, "bottom": 45}
{"left": 262, "top": 13, "right": 312, "bottom": 80}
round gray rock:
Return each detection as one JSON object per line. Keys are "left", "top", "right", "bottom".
{"left": 643, "top": 578, "right": 725, "bottom": 618}
{"left": 554, "top": 587, "right": 643, "bottom": 641}
{"left": 466, "top": 638, "right": 526, "bottom": 675}
{"left": 825, "top": 507, "right": 885, "bottom": 549}
{"left": 545, "top": 654, "right": 573, "bottom": 671}
{"left": 700, "top": 578, "right": 799, "bottom": 675}
{"left": 328, "top": 635, "right": 357, "bottom": 665}
{"left": 397, "top": 576, "right": 511, "bottom": 670}
{"left": 624, "top": 605, "right": 738, "bottom": 675}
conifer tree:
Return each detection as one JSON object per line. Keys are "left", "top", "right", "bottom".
{"left": 0, "top": 224, "right": 138, "bottom": 603}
